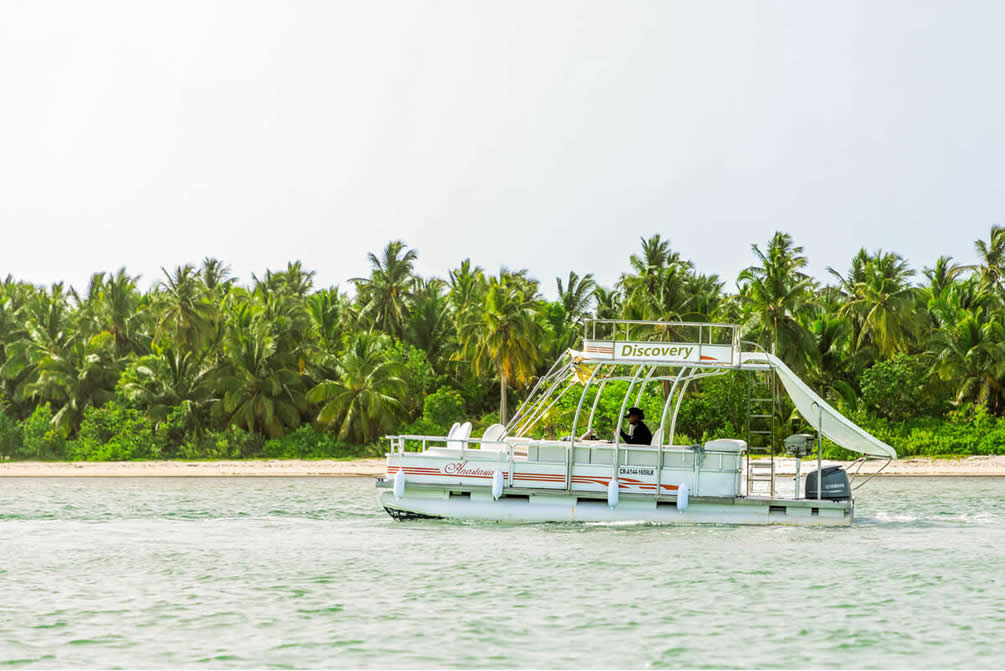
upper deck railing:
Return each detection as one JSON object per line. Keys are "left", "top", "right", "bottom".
{"left": 581, "top": 319, "right": 742, "bottom": 367}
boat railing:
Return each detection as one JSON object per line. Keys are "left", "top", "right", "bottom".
{"left": 384, "top": 434, "right": 516, "bottom": 456}
{"left": 385, "top": 433, "right": 745, "bottom": 469}
{"left": 583, "top": 319, "right": 741, "bottom": 345}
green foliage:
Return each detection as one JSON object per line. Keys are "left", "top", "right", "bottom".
{"left": 846, "top": 404, "right": 1005, "bottom": 457}
{"left": 2, "top": 225, "right": 1005, "bottom": 461}
{"left": 860, "top": 354, "right": 929, "bottom": 421}
{"left": 456, "top": 271, "right": 544, "bottom": 423}
{"left": 308, "top": 332, "right": 407, "bottom": 444}
{"left": 21, "top": 403, "right": 65, "bottom": 459}
{"left": 472, "top": 411, "right": 500, "bottom": 435}
{"left": 178, "top": 427, "right": 263, "bottom": 460}
{"left": 386, "top": 339, "right": 435, "bottom": 420}
{"left": 0, "top": 407, "right": 23, "bottom": 458}
{"left": 261, "top": 424, "right": 369, "bottom": 459}
{"left": 67, "top": 400, "right": 160, "bottom": 461}
{"left": 677, "top": 372, "right": 747, "bottom": 442}
{"left": 421, "top": 387, "right": 466, "bottom": 431}
{"left": 401, "top": 386, "right": 468, "bottom": 445}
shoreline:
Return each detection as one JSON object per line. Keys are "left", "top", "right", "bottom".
{"left": 0, "top": 455, "right": 1004, "bottom": 477}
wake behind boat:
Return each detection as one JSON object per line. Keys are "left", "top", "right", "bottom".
{"left": 377, "top": 320, "right": 896, "bottom": 526}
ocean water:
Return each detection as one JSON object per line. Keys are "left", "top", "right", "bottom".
{"left": 1, "top": 476, "right": 1003, "bottom": 669}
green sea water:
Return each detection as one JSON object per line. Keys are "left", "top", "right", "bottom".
{"left": 1, "top": 476, "right": 1003, "bottom": 669}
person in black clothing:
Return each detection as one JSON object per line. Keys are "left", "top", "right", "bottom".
{"left": 620, "top": 407, "right": 653, "bottom": 445}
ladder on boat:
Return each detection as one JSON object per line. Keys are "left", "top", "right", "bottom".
{"left": 746, "top": 368, "right": 776, "bottom": 496}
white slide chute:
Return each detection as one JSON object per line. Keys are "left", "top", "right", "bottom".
{"left": 741, "top": 352, "right": 897, "bottom": 459}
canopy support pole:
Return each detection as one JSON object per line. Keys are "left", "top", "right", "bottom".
{"left": 816, "top": 403, "right": 823, "bottom": 501}
{"left": 568, "top": 363, "right": 603, "bottom": 492}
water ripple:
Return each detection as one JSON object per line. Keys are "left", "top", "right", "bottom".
{"left": 0, "top": 476, "right": 1003, "bottom": 668}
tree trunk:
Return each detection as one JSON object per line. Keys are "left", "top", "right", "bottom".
{"left": 499, "top": 373, "right": 508, "bottom": 424}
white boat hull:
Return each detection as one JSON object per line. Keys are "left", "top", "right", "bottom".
{"left": 378, "top": 487, "right": 853, "bottom": 526}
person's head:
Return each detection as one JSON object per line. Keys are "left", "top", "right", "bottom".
{"left": 625, "top": 407, "right": 644, "bottom": 425}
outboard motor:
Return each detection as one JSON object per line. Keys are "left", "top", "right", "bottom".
{"left": 805, "top": 465, "right": 851, "bottom": 500}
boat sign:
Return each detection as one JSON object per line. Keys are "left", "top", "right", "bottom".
{"left": 583, "top": 340, "right": 734, "bottom": 364}
{"left": 618, "top": 466, "right": 656, "bottom": 478}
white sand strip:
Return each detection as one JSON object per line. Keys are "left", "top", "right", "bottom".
{"left": 0, "top": 459, "right": 387, "bottom": 477}
{"left": 767, "top": 455, "right": 1005, "bottom": 476}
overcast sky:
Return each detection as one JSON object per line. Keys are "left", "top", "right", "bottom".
{"left": 1, "top": 0, "right": 1002, "bottom": 298}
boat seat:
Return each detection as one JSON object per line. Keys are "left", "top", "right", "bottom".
{"left": 477, "top": 423, "right": 509, "bottom": 452}
{"left": 482, "top": 423, "right": 507, "bottom": 442}
{"left": 447, "top": 421, "right": 472, "bottom": 450}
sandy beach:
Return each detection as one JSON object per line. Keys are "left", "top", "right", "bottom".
{"left": 0, "top": 459, "right": 388, "bottom": 477}
{"left": 0, "top": 455, "right": 1003, "bottom": 477}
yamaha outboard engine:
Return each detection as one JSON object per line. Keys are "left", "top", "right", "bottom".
{"left": 805, "top": 465, "right": 851, "bottom": 500}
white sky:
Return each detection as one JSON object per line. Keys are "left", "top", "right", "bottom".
{"left": 1, "top": 0, "right": 1003, "bottom": 298}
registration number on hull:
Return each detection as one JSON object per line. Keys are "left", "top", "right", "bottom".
{"left": 618, "top": 466, "right": 655, "bottom": 477}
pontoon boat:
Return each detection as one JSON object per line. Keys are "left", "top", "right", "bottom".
{"left": 377, "top": 320, "right": 896, "bottom": 526}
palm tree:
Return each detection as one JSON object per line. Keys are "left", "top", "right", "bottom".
{"left": 929, "top": 302, "right": 1005, "bottom": 412}
{"left": 120, "top": 343, "right": 213, "bottom": 426}
{"left": 26, "top": 331, "right": 121, "bottom": 436}
{"left": 802, "top": 311, "right": 859, "bottom": 406}
{"left": 0, "top": 280, "right": 35, "bottom": 417}
{"left": 737, "top": 232, "right": 817, "bottom": 369}
{"left": 618, "top": 235, "right": 694, "bottom": 321}
{"left": 213, "top": 321, "right": 306, "bottom": 437}
{"left": 457, "top": 273, "right": 544, "bottom": 423}
{"left": 353, "top": 241, "right": 418, "bottom": 338}
{"left": 683, "top": 273, "right": 724, "bottom": 321}
{"left": 447, "top": 259, "right": 484, "bottom": 315}
{"left": 1, "top": 285, "right": 77, "bottom": 408}
{"left": 153, "top": 266, "right": 217, "bottom": 355}
{"left": 827, "top": 249, "right": 872, "bottom": 347}
{"left": 405, "top": 279, "right": 450, "bottom": 368}
{"left": 201, "top": 257, "right": 236, "bottom": 294}
{"left": 447, "top": 259, "right": 485, "bottom": 337}
{"left": 253, "top": 261, "right": 316, "bottom": 298}
{"left": 592, "top": 286, "right": 621, "bottom": 320}
{"left": 630, "top": 234, "right": 686, "bottom": 278}
{"left": 306, "top": 288, "right": 347, "bottom": 355}
{"left": 839, "top": 251, "right": 917, "bottom": 358}
{"left": 556, "top": 271, "right": 597, "bottom": 324}
{"left": 307, "top": 332, "right": 406, "bottom": 444}
{"left": 922, "top": 256, "right": 965, "bottom": 301}
{"left": 72, "top": 268, "right": 149, "bottom": 357}
{"left": 968, "top": 225, "right": 1005, "bottom": 293}
{"left": 255, "top": 287, "right": 312, "bottom": 364}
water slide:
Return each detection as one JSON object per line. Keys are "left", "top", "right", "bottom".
{"left": 741, "top": 352, "right": 897, "bottom": 459}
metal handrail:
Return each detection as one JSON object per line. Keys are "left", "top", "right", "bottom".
{"left": 513, "top": 381, "right": 578, "bottom": 437}
{"left": 850, "top": 456, "right": 893, "bottom": 490}
{"left": 585, "top": 319, "right": 742, "bottom": 329}
{"left": 584, "top": 319, "right": 740, "bottom": 346}
{"left": 584, "top": 378, "right": 609, "bottom": 436}
{"left": 506, "top": 358, "right": 572, "bottom": 431}
{"left": 384, "top": 434, "right": 514, "bottom": 455}
{"left": 509, "top": 367, "right": 575, "bottom": 436}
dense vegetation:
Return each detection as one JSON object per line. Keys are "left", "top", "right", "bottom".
{"left": 2, "top": 227, "right": 1005, "bottom": 461}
